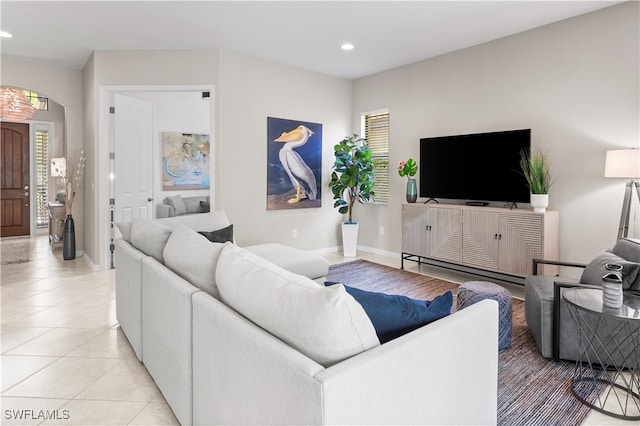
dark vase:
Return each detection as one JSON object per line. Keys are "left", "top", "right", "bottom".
{"left": 63, "top": 214, "right": 76, "bottom": 260}
{"left": 406, "top": 178, "right": 417, "bottom": 203}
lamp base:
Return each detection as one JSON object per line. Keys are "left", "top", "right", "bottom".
{"left": 617, "top": 180, "right": 640, "bottom": 241}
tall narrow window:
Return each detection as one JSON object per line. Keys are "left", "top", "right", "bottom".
{"left": 35, "top": 128, "right": 49, "bottom": 228}
{"left": 362, "top": 110, "right": 389, "bottom": 204}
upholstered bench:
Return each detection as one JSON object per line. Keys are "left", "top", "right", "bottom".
{"left": 458, "top": 281, "right": 512, "bottom": 351}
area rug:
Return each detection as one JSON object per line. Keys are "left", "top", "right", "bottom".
{"left": 327, "top": 260, "right": 600, "bottom": 426}
{"left": 0, "top": 236, "right": 31, "bottom": 265}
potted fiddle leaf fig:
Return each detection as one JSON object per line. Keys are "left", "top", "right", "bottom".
{"left": 520, "top": 148, "right": 553, "bottom": 212}
{"left": 329, "top": 134, "right": 375, "bottom": 257}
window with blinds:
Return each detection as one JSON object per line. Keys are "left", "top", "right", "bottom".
{"left": 362, "top": 111, "right": 389, "bottom": 204}
{"left": 35, "top": 128, "right": 49, "bottom": 228}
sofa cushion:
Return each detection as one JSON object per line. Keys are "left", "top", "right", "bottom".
{"left": 215, "top": 243, "right": 379, "bottom": 367}
{"left": 116, "top": 221, "right": 133, "bottom": 242}
{"left": 200, "top": 201, "right": 210, "bottom": 213}
{"left": 130, "top": 219, "right": 173, "bottom": 263}
{"left": 164, "top": 225, "right": 224, "bottom": 298}
{"left": 157, "top": 210, "right": 231, "bottom": 233}
{"left": 183, "top": 196, "right": 209, "bottom": 214}
{"left": 581, "top": 251, "right": 640, "bottom": 290}
{"left": 198, "top": 224, "right": 233, "bottom": 244}
{"left": 244, "top": 243, "right": 329, "bottom": 281}
{"left": 611, "top": 238, "right": 640, "bottom": 262}
{"left": 325, "top": 282, "right": 453, "bottom": 344}
{"left": 165, "top": 195, "right": 187, "bottom": 216}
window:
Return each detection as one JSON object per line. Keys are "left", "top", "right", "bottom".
{"left": 35, "top": 128, "right": 49, "bottom": 228}
{"left": 362, "top": 110, "right": 389, "bottom": 204}
{"left": 24, "top": 90, "right": 49, "bottom": 111}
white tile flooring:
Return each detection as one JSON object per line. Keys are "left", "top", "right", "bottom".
{"left": 1, "top": 236, "right": 634, "bottom": 425}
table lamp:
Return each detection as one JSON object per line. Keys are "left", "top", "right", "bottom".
{"left": 604, "top": 149, "right": 640, "bottom": 240}
{"left": 51, "top": 157, "right": 66, "bottom": 204}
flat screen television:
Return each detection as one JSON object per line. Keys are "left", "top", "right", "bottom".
{"left": 419, "top": 129, "right": 531, "bottom": 204}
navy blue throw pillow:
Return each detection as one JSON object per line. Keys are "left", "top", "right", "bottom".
{"left": 325, "top": 282, "right": 453, "bottom": 343}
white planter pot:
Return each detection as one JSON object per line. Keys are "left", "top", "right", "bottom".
{"left": 530, "top": 193, "right": 549, "bottom": 212}
{"left": 341, "top": 222, "right": 359, "bottom": 257}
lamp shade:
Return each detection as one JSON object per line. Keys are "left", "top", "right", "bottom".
{"left": 51, "top": 157, "right": 66, "bottom": 177}
{"left": 0, "top": 87, "right": 36, "bottom": 121}
{"left": 604, "top": 149, "right": 640, "bottom": 179}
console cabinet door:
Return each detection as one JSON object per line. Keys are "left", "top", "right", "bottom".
{"left": 402, "top": 204, "right": 430, "bottom": 257}
{"left": 429, "top": 207, "right": 462, "bottom": 262}
{"left": 462, "top": 209, "right": 500, "bottom": 270}
{"left": 402, "top": 205, "right": 461, "bottom": 261}
{"left": 498, "top": 213, "right": 543, "bottom": 276}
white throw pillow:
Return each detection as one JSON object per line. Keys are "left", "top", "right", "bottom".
{"left": 215, "top": 243, "right": 380, "bottom": 367}
{"left": 130, "top": 218, "right": 173, "bottom": 263}
{"left": 163, "top": 225, "right": 224, "bottom": 299}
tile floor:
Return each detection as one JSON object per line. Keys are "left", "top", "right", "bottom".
{"left": 0, "top": 236, "right": 634, "bottom": 425}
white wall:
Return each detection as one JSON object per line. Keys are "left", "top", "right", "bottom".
{"left": 352, "top": 2, "right": 639, "bottom": 263}
{"left": 216, "top": 50, "right": 352, "bottom": 249}
{"left": 85, "top": 50, "right": 218, "bottom": 267}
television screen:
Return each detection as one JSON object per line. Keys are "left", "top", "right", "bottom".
{"left": 419, "top": 129, "right": 531, "bottom": 204}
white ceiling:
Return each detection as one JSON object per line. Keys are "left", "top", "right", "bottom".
{"left": 0, "top": 1, "right": 623, "bottom": 79}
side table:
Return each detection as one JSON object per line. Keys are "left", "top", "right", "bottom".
{"left": 563, "top": 288, "right": 640, "bottom": 420}
{"left": 48, "top": 201, "right": 66, "bottom": 251}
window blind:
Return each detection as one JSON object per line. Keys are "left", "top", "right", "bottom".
{"left": 364, "top": 112, "right": 389, "bottom": 204}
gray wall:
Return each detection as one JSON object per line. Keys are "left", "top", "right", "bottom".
{"left": 352, "top": 2, "right": 640, "bottom": 264}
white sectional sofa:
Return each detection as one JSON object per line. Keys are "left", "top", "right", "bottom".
{"left": 115, "top": 211, "right": 499, "bottom": 425}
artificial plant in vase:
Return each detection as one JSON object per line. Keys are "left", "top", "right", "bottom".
{"left": 398, "top": 158, "right": 418, "bottom": 203}
{"left": 519, "top": 148, "right": 553, "bottom": 212}
{"left": 56, "top": 150, "right": 86, "bottom": 259}
{"left": 329, "top": 134, "right": 375, "bottom": 256}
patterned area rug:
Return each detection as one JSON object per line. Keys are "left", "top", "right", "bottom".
{"left": 327, "top": 260, "right": 600, "bottom": 426}
{"left": 0, "top": 236, "right": 32, "bottom": 265}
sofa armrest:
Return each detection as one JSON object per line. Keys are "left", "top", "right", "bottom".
{"left": 315, "top": 299, "right": 499, "bottom": 425}
{"left": 532, "top": 258, "right": 587, "bottom": 275}
{"left": 551, "top": 281, "right": 600, "bottom": 361}
{"left": 156, "top": 203, "right": 174, "bottom": 218}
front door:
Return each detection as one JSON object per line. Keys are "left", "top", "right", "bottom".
{"left": 1, "top": 122, "right": 30, "bottom": 237}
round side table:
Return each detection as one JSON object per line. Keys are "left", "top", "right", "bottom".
{"left": 563, "top": 288, "right": 640, "bottom": 420}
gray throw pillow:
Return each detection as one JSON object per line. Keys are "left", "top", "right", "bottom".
{"left": 581, "top": 251, "right": 640, "bottom": 290}
{"left": 198, "top": 224, "right": 233, "bottom": 243}
{"left": 165, "top": 195, "right": 187, "bottom": 216}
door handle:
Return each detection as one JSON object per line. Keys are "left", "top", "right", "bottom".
{"left": 24, "top": 185, "right": 29, "bottom": 190}
{"left": 147, "top": 197, "right": 154, "bottom": 202}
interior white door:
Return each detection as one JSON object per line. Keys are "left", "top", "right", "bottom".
{"left": 114, "top": 93, "right": 153, "bottom": 229}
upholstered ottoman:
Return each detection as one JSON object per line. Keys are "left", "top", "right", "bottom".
{"left": 458, "top": 281, "right": 512, "bottom": 351}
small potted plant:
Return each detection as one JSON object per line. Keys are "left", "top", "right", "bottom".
{"left": 519, "top": 148, "right": 552, "bottom": 212}
{"left": 329, "top": 134, "right": 375, "bottom": 257}
{"left": 398, "top": 158, "right": 418, "bottom": 203}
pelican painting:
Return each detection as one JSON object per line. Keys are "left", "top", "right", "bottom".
{"left": 267, "top": 117, "right": 322, "bottom": 210}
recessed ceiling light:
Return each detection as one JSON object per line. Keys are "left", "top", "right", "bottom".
{"left": 0, "top": 31, "right": 13, "bottom": 38}
{"left": 341, "top": 43, "right": 354, "bottom": 51}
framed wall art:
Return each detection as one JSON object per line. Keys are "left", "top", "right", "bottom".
{"left": 267, "top": 117, "right": 322, "bottom": 210}
{"left": 162, "top": 132, "right": 210, "bottom": 190}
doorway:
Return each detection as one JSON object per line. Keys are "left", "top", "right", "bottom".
{"left": 1, "top": 122, "right": 30, "bottom": 236}
{"left": 99, "top": 85, "right": 214, "bottom": 269}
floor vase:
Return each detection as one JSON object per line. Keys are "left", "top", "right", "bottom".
{"left": 63, "top": 214, "right": 76, "bottom": 260}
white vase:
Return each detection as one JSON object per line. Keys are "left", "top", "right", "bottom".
{"left": 530, "top": 194, "right": 549, "bottom": 212}
{"left": 341, "top": 222, "right": 359, "bottom": 257}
